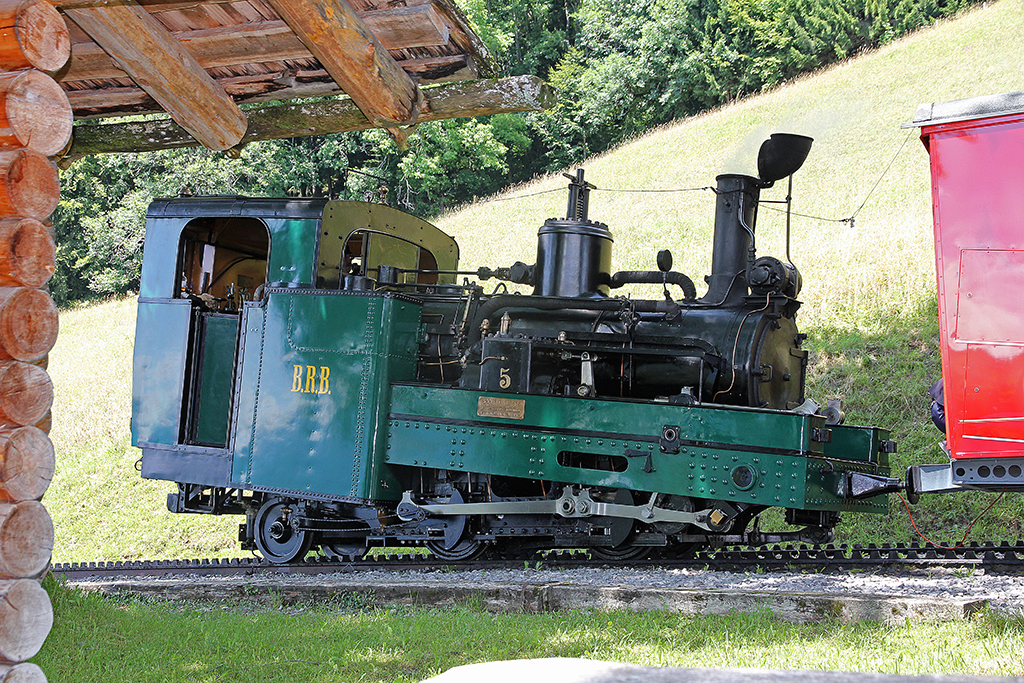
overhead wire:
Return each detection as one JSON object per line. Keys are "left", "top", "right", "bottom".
{"left": 473, "top": 130, "right": 916, "bottom": 226}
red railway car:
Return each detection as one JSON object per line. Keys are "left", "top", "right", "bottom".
{"left": 907, "top": 91, "right": 1024, "bottom": 495}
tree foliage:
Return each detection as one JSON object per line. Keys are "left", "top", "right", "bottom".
{"left": 54, "top": 0, "right": 977, "bottom": 305}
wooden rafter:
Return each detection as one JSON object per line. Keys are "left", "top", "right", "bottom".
{"left": 64, "top": 0, "right": 248, "bottom": 151}
{"left": 62, "top": 75, "right": 556, "bottom": 160}
{"left": 263, "top": 0, "right": 419, "bottom": 127}
{"left": 60, "top": 7, "right": 453, "bottom": 84}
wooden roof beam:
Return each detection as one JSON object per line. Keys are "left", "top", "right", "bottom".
{"left": 61, "top": 75, "right": 556, "bottom": 159}
{"left": 263, "top": 0, "right": 420, "bottom": 127}
{"left": 63, "top": 1, "right": 247, "bottom": 151}
{"left": 60, "top": 5, "right": 457, "bottom": 84}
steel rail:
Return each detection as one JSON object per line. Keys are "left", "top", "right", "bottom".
{"left": 50, "top": 541, "right": 1024, "bottom": 582}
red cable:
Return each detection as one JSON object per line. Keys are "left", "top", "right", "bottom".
{"left": 896, "top": 490, "right": 1006, "bottom": 550}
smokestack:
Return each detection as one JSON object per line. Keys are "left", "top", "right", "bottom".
{"left": 703, "top": 174, "right": 761, "bottom": 305}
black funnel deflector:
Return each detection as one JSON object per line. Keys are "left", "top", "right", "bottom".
{"left": 757, "top": 133, "right": 813, "bottom": 184}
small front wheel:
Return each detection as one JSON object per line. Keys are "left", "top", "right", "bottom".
{"left": 254, "top": 499, "right": 312, "bottom": 563}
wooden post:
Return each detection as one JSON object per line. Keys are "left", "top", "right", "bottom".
{"left": 0, "top": 3, "right": 69, "bottom": 677}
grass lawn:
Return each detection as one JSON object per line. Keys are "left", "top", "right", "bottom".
{"left": 35, "top": 578, "right": 1024, "bottom": 682}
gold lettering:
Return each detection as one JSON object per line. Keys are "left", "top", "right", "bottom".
{"left": 291, "top": 365, "right": 303, "bottom": 392}
{"left": 305, "top": 365, "right": 316, "bottom": 393}
{"left": 499, "top": 367, "right": 512, "bottom": 390}
{"left": 319, "top": 366, "right": 330, "bottom": 395}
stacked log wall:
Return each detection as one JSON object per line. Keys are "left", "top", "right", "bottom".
{"left": 0, "top": 1, "right": 70, "bottom": 679}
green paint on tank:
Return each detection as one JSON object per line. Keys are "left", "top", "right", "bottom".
{"left": 231, "top": 290, "right": 421, "bottom": 502}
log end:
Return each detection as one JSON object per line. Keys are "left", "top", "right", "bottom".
{"left": 14, "top": 0, "right": 71, "bottom": 73}
{"left": 3, "top": 70, "right": 73, "bottom": 157}
{"left": 0, "top": 426, "right": 54, "bottom": 501}
{"left": 0, "top": 661, "right": 47, "bottom": 683}
{"left": 0, "top": 218, "right": 55, "bottom": 288}
{"left": 0, "top": 500, "right": 53, "bottom": 578}
{"left": 0, "top": 150, "right": 59, "bottom": 221}
{"left": 0, "top": 288, "right": 58, "bottom": 362}
{"left": 0, "top": 578, "right": 53, "bottom": 662}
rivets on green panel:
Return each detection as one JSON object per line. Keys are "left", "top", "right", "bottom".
{"left": 598, "top": 440, "right": 604, "bottom": 446}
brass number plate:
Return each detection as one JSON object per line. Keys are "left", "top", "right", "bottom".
{"left": 477, "top": 396, "right": 526, "bottom": 420}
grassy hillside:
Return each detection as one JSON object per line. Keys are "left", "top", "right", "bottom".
{"left": 47, "top": 0, "right": 1024, "bottom": 562}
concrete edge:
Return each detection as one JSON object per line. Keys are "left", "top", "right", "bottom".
{"left": 67, "top": 579, "right": 986, "bottom": 624}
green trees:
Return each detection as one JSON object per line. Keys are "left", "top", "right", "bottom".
{"left": 54, "top": 0, "right": 977, "bottom": 305}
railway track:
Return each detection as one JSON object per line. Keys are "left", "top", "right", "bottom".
{"left": 52, "top": 541, "right": 1024, "bottom": 581}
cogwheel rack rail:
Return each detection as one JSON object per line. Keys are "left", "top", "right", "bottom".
{"left": 51, "top": 541, "right": 1024, "bottom": 581}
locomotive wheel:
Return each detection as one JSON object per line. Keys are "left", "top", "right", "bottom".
{"left": 589, "top": 544, "right": 652, "bottom": 561}
{"left": 321, "top": 543, "right": 368, "bottom": 561}
{"left": 254, "top": 499, "right": 312, "bottom": 564}
{"left": 426, "top": 539, "right": 485, "bottom": 561}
